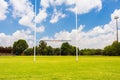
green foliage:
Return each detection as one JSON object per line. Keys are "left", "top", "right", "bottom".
{"left": 54, "top": 48, "right": 60, "bottom": 55}
{"left": 37, "top": 41, "right": 76, "bottom": 56}
{"left": 112, "top": 41, "right": 120, "bottom": 55}
{"left": 0, "top": 46, "right": 12, "bottom": 55}
{"left": 70, "top": 46, "right": 76, "bottom": 55}
{"left": 61, "top": 42, "right": 76, "bottom": 55}
{"left": 103, "top": 41, "right": 120, "bottom": 56}
{"left": 0, "top": 46, "right": 12, "bottom": 53}
{"left": 38, "top": 40, "right": 47, "bottom": 55}
{"left": 2, "top": 39, "right": 120, "bottom": 56}
{"left": 61, "top": 42, "right": 69, "bottom": 55}
{"left": 44, "top": 46, "right": 53, "bottom": 55}
{"left": 80, "top": 49, "right": 102, "bottom": 55}
{"left": 13, "top": 39, "right": 28, "bottom": 55}
{"left": 24, "top": 48, "right": 33, "bottom": 55}
{"left": 103, "top": 45, "right": 113, "bottom": 56}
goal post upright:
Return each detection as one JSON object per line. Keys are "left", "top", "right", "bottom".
{"left": 34, "top": 0, "right": 37, "bottom": 62}
{"left": 76, "top": 0, "right": 78, "bottom": 62}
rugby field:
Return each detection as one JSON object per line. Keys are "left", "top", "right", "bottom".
{"left": 0, "top": 56, "right": 120, "bottom": 80}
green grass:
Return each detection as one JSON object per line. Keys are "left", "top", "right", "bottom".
{"left": 0, "top": 56, "right": 120, "bottom": 80}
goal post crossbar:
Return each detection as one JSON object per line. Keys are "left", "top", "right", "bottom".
{"left": 40, "top": 39, "right": 71, "bottom": 42}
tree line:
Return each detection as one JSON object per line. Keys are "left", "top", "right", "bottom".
{"left": 0, "top": 46, "right": 12, "bottom": 55}
{"left": 0, "top": 39, "right": 120, "bottom": 56}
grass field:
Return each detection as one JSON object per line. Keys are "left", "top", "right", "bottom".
{"left": 0, "top": 56, "right": 120, "bottom": 80}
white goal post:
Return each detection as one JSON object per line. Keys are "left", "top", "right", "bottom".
{"left": 33, "top": 0, "right": 78, "bottom": 62}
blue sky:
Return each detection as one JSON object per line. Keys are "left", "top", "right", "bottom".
{"left": 0, "top": 0, "right": 120, "bottom": 48}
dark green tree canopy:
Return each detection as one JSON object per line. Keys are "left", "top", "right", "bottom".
{"left": 103, "top": 41, "right": 120, "bottom": 56}
{"left": 39, "top": 40, "right": 47, "bottom": 49}
{"left": 38, "top": 40, "right": 47, "bottom": 55}
{"left": 13, "top": 39, "right": 28, "bottom": 55}
{"left": 61, "top": 42, "right": 76, "bottom": 55}
{"left": 24, "top": 48, "right": 33, "bottom": 55}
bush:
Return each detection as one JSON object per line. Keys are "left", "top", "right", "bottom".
{"left": 24, "top": 48, "right": 33, "bottom": 55}
{"left": 80, "top": 49, "right": 102, "bottom": 55}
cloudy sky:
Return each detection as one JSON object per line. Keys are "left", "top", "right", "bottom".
{"left": 0, "top": 0, "right": 120, "bottom": 49}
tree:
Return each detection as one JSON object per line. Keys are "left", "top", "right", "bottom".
{"left": 24, "top": 48, "right": 33, "bottom": 55}
{"left": 61, "top": 42, "right": 76, "bottom": 55}
{"left": 103, "top": 45, "right": 113, "bottom": 56}
{"left": 103, "top": 41, "right": 120, "bottom": 56}
{"left": 111, "top": 41, "right": 120, "bottom": 55}
{"left": 54, "top": 48, "right": 60, "bottom": 55}
{"left": 0, "top": 46, "right": 13, "bottom": 55}
{"left": 70, "top": 46, "right": 76, "bottom": 55}
{"left": 38, "top": 40, "right": 47, "bottom": 55}
{"left": 44, "top": 46, "right": 53, "bottom": 55}
{"left": 94, "top": 49, "right": 102, "bottom": 55}
{"left": 13, "top": 39, "right": 28, "bottom": 55}
{"left": 80, "top": 49, "right": 102, "bottom": 55}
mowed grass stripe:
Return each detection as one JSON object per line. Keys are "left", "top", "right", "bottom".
{"left": 0, "top": 56, "right": 120, "bottom": 80}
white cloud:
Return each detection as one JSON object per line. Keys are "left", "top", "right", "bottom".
{"left": 65, "top": 0, "right": 75, "bottom": 5}
{"left": 50, "top": 8, "right": 66, "bottom": 23}
{"left": 68, "top": 0, "right": 102, "bottom": 14}
{"left": 18, "top": 11, "right": 34, "bottom": 28}
{"left": 40, "top": 0, "right": 102, "bottom": 24}
{"left": 41, "top": 0, "right": 74, "bottom": 7}
{"left": 41, "top": 24, "right": 115, "bottom": 49}
{"left": 0, "top": 0, "right": 47, "bottom": 48}
{"left": 9, "top": 0, "right": 34, "bottom": 29}
{"left": 35, "top": 9, "right": 48, "bottom": 24}
{"left": 40, "top": 9, "right": 120, "bottom": 49}
{"left": 10, "top": 0, "right": 33, "bottom": 17}
{"left": 40, "top": 0, "right": 102, "bottom": 15}
{"left": 36, "top": 26, "right": 45, "bottom": 33}
{"left": 110, "top": 9, "right": 120, "bottom": 32}
{"left": 54, "top": 0, "right": 65, "bottom": 6}
{"left": 10, "top": 0, "right": 46, "bottom": 33}
{"left": 0, "top": 0, "right": 8, "bottom": 20}
{"left": 40, "top": 0, "right": 50, "bottom": 9}
{"left": 0, "top": 29, "right": 34, "bottom": 47}
{"left": 111, "top": 9, "right": 120, "bottom": 20}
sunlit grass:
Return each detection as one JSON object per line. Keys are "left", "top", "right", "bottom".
{"left": 0, "top": 56, "right": 120, "bottom": 80}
